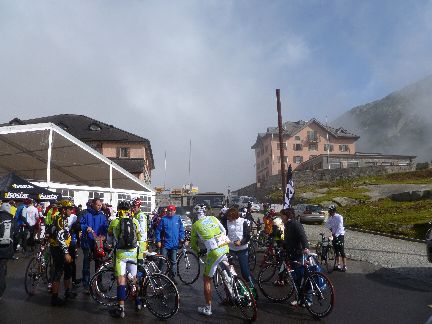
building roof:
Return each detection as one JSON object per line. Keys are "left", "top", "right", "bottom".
{"left": 108, "top": 158, "right": 145, "bottom": 174}
{"left": 251, "top": 118, "right": 359, "bottom": 149}
{"left": 2, "top": 114, "right": 155, "bottom": 169}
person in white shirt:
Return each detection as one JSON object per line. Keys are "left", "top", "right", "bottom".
{"left": 25, "top": 199, "right": 39, "bottom": 251}
{"left": 325, "top": 205, "right": 347, "bottom": 272}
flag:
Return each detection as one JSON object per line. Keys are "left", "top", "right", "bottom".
{"left": 283, "top": 164, "right": 294, "bottom": 208}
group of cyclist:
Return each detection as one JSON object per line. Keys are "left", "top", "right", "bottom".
{"left": 2, "top": 195, "right": 346, "bottom": 319}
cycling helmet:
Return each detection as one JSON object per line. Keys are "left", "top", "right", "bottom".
{"left": 194, "top": 204, "right": 206, "bottom": 218}
{"left": 117, "top": 200, "right": 131, "bottom": 211}
{"left": 328, "top": 204, "right": 337, "bottom": 213}
{"left": 167, "top": 205, "right": 176, "bottom": 212}
{"left": 59, "top": 199, "right": 74, "bottom": 208}
{"left": 132, "top": 198, "right": 142, "bottom": 208}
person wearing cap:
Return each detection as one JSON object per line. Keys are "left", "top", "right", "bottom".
{"left": 155, "top": 205, "right": 185, "bottom": 283}
{"left": 326, "top": 205, "right": 347, "bottom": 272}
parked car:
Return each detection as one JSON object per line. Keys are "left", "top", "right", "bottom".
{"left": 293, "top": 204, "right": 325, "bottom": 224}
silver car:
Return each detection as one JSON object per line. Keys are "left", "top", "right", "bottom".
{"left": 294, "top": 204, "right": 325, "bottom": 224}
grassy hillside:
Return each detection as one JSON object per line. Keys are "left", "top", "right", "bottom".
{"left": 266, "top": 169, "right": 432, "bottom": 239}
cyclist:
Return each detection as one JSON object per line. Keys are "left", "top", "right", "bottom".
{"left": 107, "top": 200, "right": 141, "bottom": 318}
{"left": 326, "top": 205, "right": 347, "bottom": 272}
{"left": 220, "top": 207, "right": 258, "bottom": 299}
{"left": 155, "top": 205, "right": 185, "bottom": 284}
{"left": 279, "top": 208, "right": 311, "bottom": 307}
{"left": 190, "top": 204, "right": 230, "bottom": 316}
{"left": 131, "top": 198, "right": 148, "bottom": 263}
{"left": 46, "top": 200, "right": 77, "bottom": 306}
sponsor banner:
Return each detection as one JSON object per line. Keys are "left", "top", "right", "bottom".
{"left": 11, "top": 183, "right": 34, "bottom": 189}
{"left": 4, "top": 192, "right": 29, "bottom": 199}
{"left": 38, "top": 193, "right": 59, "bottom": 200}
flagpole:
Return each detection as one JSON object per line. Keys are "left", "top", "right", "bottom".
{"left": 164, "top": 150, "right": 167, "bottom": 190}
{"left": 276, "top": 89, "right": 286, "bottom": 202}
{"left": 326, "top": 115, "right": 330, "bottom": 169}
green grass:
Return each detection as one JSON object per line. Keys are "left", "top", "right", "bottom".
{"left": 264, "top": 169, "right": 432, "bottom": 239}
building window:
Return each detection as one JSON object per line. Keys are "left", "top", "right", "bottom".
{"left": 339, "top": 144, "right": 349, "bottom": 152}
{"left": 347, "top": 161, "right": 359, "bottom": 168}
{"left": 309, "top": 155, "right": 317, "bottom": 159}
{"left": 118, "top": 147, "right": 130, "bottom": 158}
{"left": 89, "top": 123, "right": 102, "bottom": 131}
{"left": 294, "top": 156, "right": 303, "bottom": 164}
{"left": 308, "top": 143, "right": 318, "bottom": 151}
{"left": 295, "top": 136, "right": 300, "bottom": 141}
{"left": 278, "top": 156, "right": 288, "bottom": 163}
{"left": 329, "top": 163, "right": 341, "bottom": 169}
{"left": 277, "top": 143, "right": 287, "bottom": 150}
{"left": 265, "top": 171, "right": 269, "bottom": 178}
{"left": 307, "top": 131, "right": 318, "bottom": 142}
{"left": 324, "top": 144, "right": 334, "bottom": 152}
{"left": 293, "top": 143, "right": 303, "bottom": 151}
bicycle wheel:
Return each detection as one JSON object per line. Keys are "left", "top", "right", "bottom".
{"left": 142, "top": 273, "right": 179, "bottom": 319}
{"left": 257, "top": 263, "right": 294, "bottom": 302}
{"left": 213, "top": 268, "right": 228, "bottom": 303}
{"left": 325, "top": 246, "right": 337, "bottom": 273}
{"left": 315, "top": 242, "right": 322, "bottom": 260}
{"left": 232, "top": 277, "right": 257, "bottom": 322}
{"left": 90, "top": 264, "right": 124, "bottom": 307}
{"left": 24, "top": 257, "right": 43, "bottom": 296}
{"left": 303, "top": 272, "right": 335, "bottom": 318}
{"left": 148, "top": 254, "right": 171, "bottom": 275}
{"left": 177, "top": 250, "right": 200, "bottom": 285}
{"left": 248, "top": 245, "right": 257, "bottom": 272}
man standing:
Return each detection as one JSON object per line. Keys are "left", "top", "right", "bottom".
{"left": 326, "top": 205, "right": 347, "bottom": 272}
{"left": 24, "top": 199, "right": 39, "bottom": 252}
{"left": 131, "top": 198, "right": 148, "bottom": 263}
{"left": 155, "top": 205, "right": 185, "bottom": 284}
{"left": 0, "top": 210, "right": 17, "bottom": 299}
{"left": 80, "top": 198, "right": 108, "bottom": 292}
{"left": 280, "top": 208, "right": 310, "bottom": 306}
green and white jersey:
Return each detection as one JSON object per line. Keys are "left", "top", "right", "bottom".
{"left": 191, "top": 216, "right": 226, "bottom": 253}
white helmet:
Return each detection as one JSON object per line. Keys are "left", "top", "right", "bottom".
{"left": 194, "top": 204, "right": 207, "bottom": 219}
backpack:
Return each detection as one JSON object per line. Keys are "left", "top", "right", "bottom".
{"left": 117, "top": 217, "right": 137, "bottom": 249}
{"left": 0, "top": 211, "right": 15, "bottom": 259}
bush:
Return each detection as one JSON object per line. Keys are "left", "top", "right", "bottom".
{"left": 416, "top": 162, "right": 429, "bottom": 170}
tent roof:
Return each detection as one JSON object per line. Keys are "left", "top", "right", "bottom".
{"left": 0, "top": 123, "right": 154, "bottom": 194}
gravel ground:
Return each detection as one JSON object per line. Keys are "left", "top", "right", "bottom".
{"left": 304, "top": 224, "right": 432, "bottom": 285}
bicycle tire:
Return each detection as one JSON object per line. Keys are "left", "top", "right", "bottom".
{"left": 326, "top": 246, "right": 337, "bottom": 273}
{"left": 213, "top": 268, "right": 228, "bottom": 303}
{"left": 303, "top": 272, "right": 335, "bottom": 318}
{"left": 24, "top": 257, "right": 43, "bottom": 296}
{"left": 177, "top": 250, "right": 200, "bottom": 285}
{"left": 142, "top": 273, "right": 179, "bottom": 319}
{"left": 149, "top": 254, "right": 171, "bottom": 275}
{"left": 232, "top": 277, "right": 257, "bottom": 321}
{"left": 315, "top": 242, "right": 322, "bottom": 260}
{"left": 257, "top": 263, "right": 294, "bottom": 302}
{"left": 90, "top": 264, "right": 130, "bottom": 307}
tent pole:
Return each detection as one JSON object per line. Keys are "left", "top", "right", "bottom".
{"left": 110, "top": 164, "right": 113, "bottom": 203}
{"left": 47, "top": 128, "right": 53, "bottom": 187}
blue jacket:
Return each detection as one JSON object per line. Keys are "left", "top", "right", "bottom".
{"left": 15, "top": 204, "right": 26, "bottom": 226}
{"left": 80, "top": 208, "right": 108, "bottom": 250}
{"left": 155, "top": 214, "right": 185, "bottom": 250}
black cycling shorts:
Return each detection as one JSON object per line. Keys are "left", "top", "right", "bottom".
{"left": 51, "top": 246, "right": 72, "bottom": 281}
{"left": 332, "top": 235, "right": 345, "bottom": 258}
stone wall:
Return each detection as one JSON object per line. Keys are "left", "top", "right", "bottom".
{"left": 233, "top": 165, "right": 415, "bottom": 200}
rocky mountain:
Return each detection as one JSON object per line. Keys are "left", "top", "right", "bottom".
{"left": 333, "top": 75, "right": 432, "bottom": 161}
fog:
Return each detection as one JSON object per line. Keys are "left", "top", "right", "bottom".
{"left": 1, "top": 1, "right": 432, "bottom": 192}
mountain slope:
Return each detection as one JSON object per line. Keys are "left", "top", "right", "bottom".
{"left": 334, "top": 75, "right": 432, "bottom": 161}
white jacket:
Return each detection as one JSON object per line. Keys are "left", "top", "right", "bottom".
{"left": 227, "top": 218, "right": 250, "bottom": 251}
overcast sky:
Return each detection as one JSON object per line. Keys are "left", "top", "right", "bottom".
{"left": 1, "top": 1, "right": 432, "bottom": 193}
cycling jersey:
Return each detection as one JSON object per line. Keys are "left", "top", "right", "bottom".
{"left": 133, "top": 211, "right": 148, "bottom": 260}
{"left": 47, "top": 214, "right": 72, "bottom": 254}
{"left": 191, "top": 216, "right": 229, "bottom": 277}
{"left": 108, "top": 213, "right": 141, "bottom": 276}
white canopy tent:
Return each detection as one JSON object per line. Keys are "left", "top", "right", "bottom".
{"left": 0, "top": 123, "right": 155, "bottom": 210}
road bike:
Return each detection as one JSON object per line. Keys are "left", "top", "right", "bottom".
{"left": 175, "top": 242, "right": 200, "bottom": 284}
{"left": 213, "top": 255, "right": 257, "bottom": 322}
{"left": 315, "top": 233, "right": 336, "bottom": 272}
{"left": 90, "top": 252, "right": 179, "bottom": 319}
{"left": 258, "top": 253, "right": 335, "bottom": 319}
{"left": 24, "top": 238, "right": 53, "bottom": 296}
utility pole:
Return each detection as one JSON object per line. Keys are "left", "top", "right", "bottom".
{"left": 276, "top": 89, "right": 286, "bottom": 201}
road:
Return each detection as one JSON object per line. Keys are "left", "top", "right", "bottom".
{"left": 0, "top": 246, "right": 431, "bottom": 324}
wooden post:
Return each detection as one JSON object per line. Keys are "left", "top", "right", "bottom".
{"left": 276, "top": 89, "right": 286, "bottom": 201}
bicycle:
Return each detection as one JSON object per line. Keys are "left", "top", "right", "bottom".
{"left": 258, "top": 253, "right": 335, "bottom": 319}
{"left": 175, "top": 241, "right": 200, "bottom": 284}
{"left": 90, "top": 252, "right": 179, "bottom": 319}
{"left": 24, "top": 238, "right": 53, "bottom": 296}
{"left": 212, "top": 255, "right": 257, "bottom": 322}
{"left": 315, "top": 233, "right": 336, "bottom": 272}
